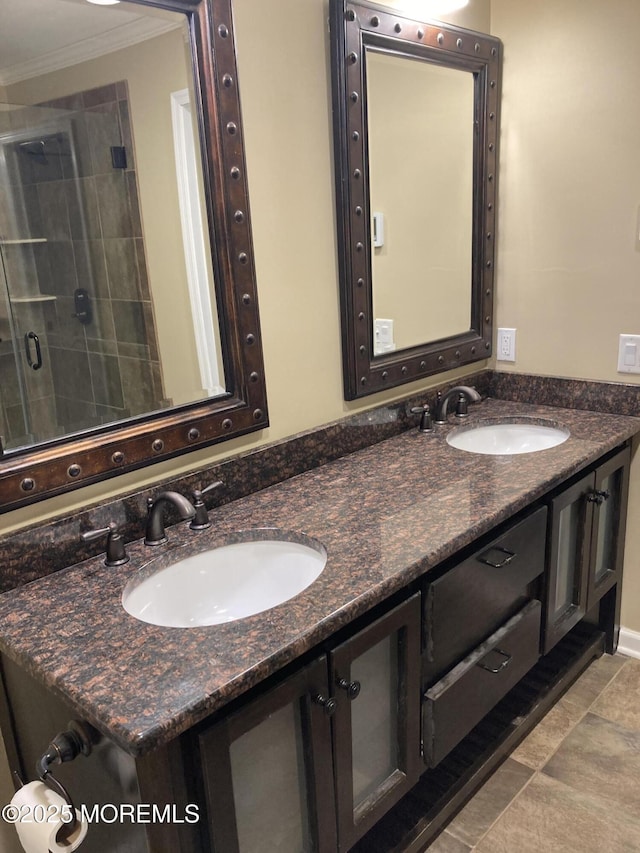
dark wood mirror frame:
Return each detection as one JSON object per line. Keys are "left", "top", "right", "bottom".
{"left": 0, "top": 0, "right": 268, "bottom": 512}
{"left": 330, "top": 0, "right": 502, "bottom": 400}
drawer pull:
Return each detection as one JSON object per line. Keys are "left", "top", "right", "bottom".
{"left": 477, "top": 648, "right": 512, "bottom": 673}
{"left": 477, "top": 546, "right": 516, "bottom": 568}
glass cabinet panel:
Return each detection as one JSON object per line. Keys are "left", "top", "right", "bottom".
{"left": 351, "top": 634, "right": 398, "bottom": 808}
{"left": 229, "top": 702, "right": 312, "bottom": 853}
{"left": 199, "top": 655, "right": 337, "bottom": 853}
{"left": 587, "top": 447, "right": 630, "bottom": 609}
{"left": 544, "top": 472, "right": 592, "bottom": 654}
{"left": 544, "top": 446, "right": 630, "bottom": 655}
{"left": 554, "top": 500, "right": 581, "bottom": 617}
{"left": 593, "top": 469, "right": 621, "bottom": 584}
{"left": 330, "top": 594, "right": 421, "bottom": 850}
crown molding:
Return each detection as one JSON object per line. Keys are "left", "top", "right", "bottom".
{"left": 0, "top": 18, "right": 181, "bottom": 87}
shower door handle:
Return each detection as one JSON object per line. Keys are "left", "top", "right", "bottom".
{"left": 24, "top": 331, "right": 43, "bottom": 370}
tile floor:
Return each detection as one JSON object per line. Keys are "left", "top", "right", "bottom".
{"left": 425, "top": 653, "right": 640, "bottom": 853}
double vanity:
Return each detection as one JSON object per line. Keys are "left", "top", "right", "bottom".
{"left": 0, "top": 1, "right": 637, "bottom": 850}
{"left": 0, "top": 387, "right": 637, "bottom": 852}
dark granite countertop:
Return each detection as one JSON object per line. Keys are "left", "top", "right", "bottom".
{"left": 0, "top": 398, "right": 637, "bottom": 756}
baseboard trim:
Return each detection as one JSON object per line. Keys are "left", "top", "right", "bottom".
{"left": 618, "top": 627, "right": 640, "bottom": 659}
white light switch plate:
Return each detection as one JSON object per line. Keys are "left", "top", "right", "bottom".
{"left": 374, "top": 318, "right": 395, "bottom": 355}
{"left": 618, "top": 334, "right": 640, "bottom": 374}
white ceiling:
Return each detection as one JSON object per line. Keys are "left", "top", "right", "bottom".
{"left": 0, "top": 0, "right": 182, "bottom": 87}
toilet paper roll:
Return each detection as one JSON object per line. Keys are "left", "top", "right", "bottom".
{"left": 9, "top": 781, "right": 88, "bottom": 852}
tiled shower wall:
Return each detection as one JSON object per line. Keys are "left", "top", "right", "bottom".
{"left": 0, "top": 81, "right": 164, "bottom": 447}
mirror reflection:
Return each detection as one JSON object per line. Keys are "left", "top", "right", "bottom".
{"left": 0, "top": 0, "right": 224, "bottom": 453}
{"left": 367, "top": 50, "right": 474, "bottom": 354}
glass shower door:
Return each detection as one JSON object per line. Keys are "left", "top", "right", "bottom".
{"left": 0, "top": 246, "right": 32, "bottom": 448}
{"left": 0, "top": 91, "right": 165, "bottom": 451}
{"left": 0, "top": 119, "right": 80, "bottom": 448}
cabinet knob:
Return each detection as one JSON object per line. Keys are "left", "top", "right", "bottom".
{"left": 311, "top": 694, "right": 337, "bottom": 716}
{"left": 587, "top": 489, "right": 610, "bottom": 505}
{"left": 336, "top": 678, "right": 361, "bottom": 700}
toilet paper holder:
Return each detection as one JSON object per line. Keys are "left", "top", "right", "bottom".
{"left": 18, "top": 720, "right": 97, "bottom": 833}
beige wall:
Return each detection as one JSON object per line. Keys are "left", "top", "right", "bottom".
{"left": 491, "top": 0, "right": 640, "bottom": 632}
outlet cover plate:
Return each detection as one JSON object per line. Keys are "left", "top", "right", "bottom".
{"left": 497, "top": 328, "right": 516, "bottom": 362}
{"left": 618, "top": 334, "right": 640, "bottom": 374}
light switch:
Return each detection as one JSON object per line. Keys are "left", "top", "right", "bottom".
{"left": 374, "top": 318, "right": 395, "bottom": 355}
{"left": 372, "top": 212, "right": 385, "bottom": 248}
{"left": 617, "top": 334, "right": 640, "bottom": 374}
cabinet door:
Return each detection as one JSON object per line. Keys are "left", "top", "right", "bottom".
{"left": 330, "top": 594, "right": 421, "bottom": 851}
{"left": 544, "top": 472, "right": 593, "bottom": 654}
{"left": 199, "top": 656, "right": 337, "bottom": 853}
{"left": 587, "top": 446, "right": 631, "bottom": 608}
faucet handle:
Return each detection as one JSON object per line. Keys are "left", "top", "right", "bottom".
{"left": 190, "top": 480, "right": 224, "bottom": 530}
{"left": 455, "top": 393, "right": 469, "bottom": 418}
{"left": 410, "top": 405, "right": 433, "bottom": 433}
{"left": 81, "top": 522, "right": 129, "bottom": 567}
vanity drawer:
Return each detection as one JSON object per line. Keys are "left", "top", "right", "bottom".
{"left": 423, "top": 506, "right": 546, "bottom": 684}
{"left": 423, "top": 599, "right": 541, "bottom": 768}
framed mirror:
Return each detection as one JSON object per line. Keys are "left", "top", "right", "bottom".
{"left": 330, "top": 0, "right": 502, "bottom": 399}
{"left": 0, "top": 0, "right": 268, "bottom": 511}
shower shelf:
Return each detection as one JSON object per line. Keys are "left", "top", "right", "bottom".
{"left": 0, "top": 238, "right": 47, "bottom": 245}
{"left": 9, "top": 295, "right": 57, "bottom": 303}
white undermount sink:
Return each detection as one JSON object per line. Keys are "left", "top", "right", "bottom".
{"left": 446, "top": 420, "right": 570, "bottom": 455}
{"left": 122, "top": 530, "right": 327, "bottom": 628}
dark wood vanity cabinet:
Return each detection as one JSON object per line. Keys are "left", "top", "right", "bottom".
{"left": 0, "top": 446, "right": 632, "bottom": 853}
{"left": 543, "top": 446, "right": 630, "bottom": 654}
{"left": 194, "top": 444, "right": 632, "bottom": 850}
{"left": 198, "top": 595, "right": 422, "bottom": 853}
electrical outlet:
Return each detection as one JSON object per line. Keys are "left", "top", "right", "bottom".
{"left": 497, "top": 328, "right": 516, "bottom": 362}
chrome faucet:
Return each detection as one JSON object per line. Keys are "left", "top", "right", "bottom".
{"left": 144, "top": 491, "right": 196, "bottom": 546}
{"left": 433, "top": 386, "right": 481, "bottom": 424}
